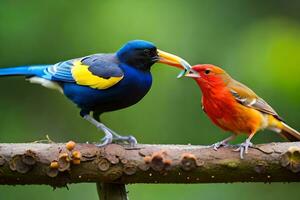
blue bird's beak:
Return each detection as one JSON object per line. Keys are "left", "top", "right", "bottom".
{"left": 157, "top": 49, "right": 192, "bottom": 78}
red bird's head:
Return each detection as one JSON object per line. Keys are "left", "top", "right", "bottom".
{"left": 184, "top": 64, "right": 231, "bottom": 88}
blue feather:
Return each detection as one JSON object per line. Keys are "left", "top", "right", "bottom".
{"left": 0, "top": 65, "right": 50, "bottom": 77}
{"left": 47, "top": 61, "right": 75, "bottom": 82}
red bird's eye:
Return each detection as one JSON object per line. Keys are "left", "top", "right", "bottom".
{"left": 204, "top": 69, "right": 211, "bottom": 74}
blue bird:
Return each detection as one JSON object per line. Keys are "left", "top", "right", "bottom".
{"left": 0, "top": 40, "right": 190, "bottom": 146}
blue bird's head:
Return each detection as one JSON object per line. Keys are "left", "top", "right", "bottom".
{"left": 117, "top": 40, "right": 191, "bottom": 72}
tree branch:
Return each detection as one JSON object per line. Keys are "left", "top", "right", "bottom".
{"left": 0, "top": 142, "right": 300, "bottom": 187}
{"left": 97, "top": 183, "right": 128, "bottom": 200}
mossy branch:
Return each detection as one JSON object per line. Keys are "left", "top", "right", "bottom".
{"left": 0, "top": 142, "right": 300, "bottom": 187}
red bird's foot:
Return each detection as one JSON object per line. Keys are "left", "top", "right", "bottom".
{"left": 211, "top": 141, "right": 229, "bottom": 151}
{"left": 234, "top": 140, "right": 253, "bottom": 159}
{"left": 211, "top": 135, "right": 236, "bottom": 151}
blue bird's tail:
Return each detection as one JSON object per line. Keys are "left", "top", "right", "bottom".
{"left": 0, "top": 65, "right": 50, "bottom": 77}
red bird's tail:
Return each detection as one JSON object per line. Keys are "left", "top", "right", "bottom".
{"left": 280, "top": 122, "right": 300, "bottom": 142}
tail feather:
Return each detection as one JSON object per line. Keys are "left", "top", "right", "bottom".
{"left": 0, "top": 65, "right": 50, "bottom": 77}
{"left": 280, "top": 122, "right": 300, "bottom": 142}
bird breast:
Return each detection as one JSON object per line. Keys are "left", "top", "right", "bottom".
{"left": 202, "top": 88, "right": 264, "bottom": 135}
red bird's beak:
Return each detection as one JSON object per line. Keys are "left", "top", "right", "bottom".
{"left": 157, "top": 49, "right": 191, "bottom": 78}
{"left": 185, "top": 68, "right": 201, "bottom": 78}
{"left": 185, "top": 72, "right": 201, "bottom": 78}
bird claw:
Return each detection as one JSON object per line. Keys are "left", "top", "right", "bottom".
{"left": 83, "top": 115, "right": 138, "bottom": 147}
{"left": 127, "top": 135, "right": 138, "bottom": 146}
{"left": 234, "top": 140, "right": 253, "bottom": 159}
{"left": 97, "top": 134, "right": 113, "bottom": 147}
{"left": 97, "top": 133, "right": 137, "bottom": 147}
{"left": 113, "top": 135, "right": 138, "bottom": 147}
{"left": 211, "top": 141, "right": 229, "bottom": 151}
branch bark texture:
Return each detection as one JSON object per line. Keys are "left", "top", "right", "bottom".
{"left": 0, "top": 142, "right": 300, "bottom": 187}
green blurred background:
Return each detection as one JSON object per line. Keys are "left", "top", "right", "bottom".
{"left": 0, "top": 0, "right": 300, "bottom": 199}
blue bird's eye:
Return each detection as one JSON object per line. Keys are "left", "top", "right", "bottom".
{"left": 143, "top": 49, "right": 151, "bottom": 56}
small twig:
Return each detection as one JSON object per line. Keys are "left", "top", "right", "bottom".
{"left": 32, "top": 134, "right": 55, "bottom": 143}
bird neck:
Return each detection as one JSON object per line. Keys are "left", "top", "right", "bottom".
{"left": 195, "top": 77, "right": 228, "bottom": 97}
{"left": 196, "top": 78, "right": 237, "bottom": 119}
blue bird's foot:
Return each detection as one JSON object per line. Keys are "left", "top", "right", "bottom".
{"left": 83, "top": 114, "right": 138, "bottom": 147}
{"left": 103, "top": 126, "right": 137, "bottom": 146}
{"left": 96, "top": 130, "right": 113, "bottom": 147}
{"left": 113, "top": 135, "right": 137, "bottom": 146}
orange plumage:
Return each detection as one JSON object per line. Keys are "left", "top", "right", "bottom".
{"left": 185, "top": 64, "right": 300, "bottom": 158}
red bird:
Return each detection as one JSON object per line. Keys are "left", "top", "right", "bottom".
{"left": 184, "top": 64, "right": 300, "bottom": 158}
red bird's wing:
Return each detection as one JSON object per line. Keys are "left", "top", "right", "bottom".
{"left": 228, "top": 79, "right": 283, "bottom": 121}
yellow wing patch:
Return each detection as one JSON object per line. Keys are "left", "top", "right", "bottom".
{"left": 71, "top": 61, "right": 123, "bottom": 89}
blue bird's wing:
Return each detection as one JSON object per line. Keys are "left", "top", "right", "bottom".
{"left": 46, "top": 54, "right": 124, "bottom": 89}
{"left": 46, "top": 60, "right": 75, "bottom": 82}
